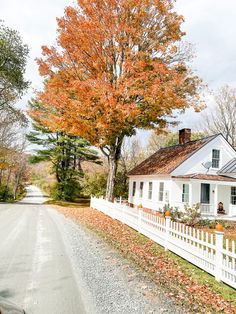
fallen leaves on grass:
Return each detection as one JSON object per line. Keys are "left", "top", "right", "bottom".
{"left": 54, "top": 205, "right": 236, "bottom": 314}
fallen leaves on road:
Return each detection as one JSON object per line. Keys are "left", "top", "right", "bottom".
{"left": 54, "top": 205, "right": 236, "bottom": 314}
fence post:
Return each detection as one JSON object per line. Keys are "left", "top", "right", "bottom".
{"left": 121, "top": 203, "right": 125, "bottom": 223}
{"left": 165, "top": 211, "right": 171, "bottom": 251}
{"left": 110, "top": 202, "right": 115, "bottom": 219}
{"left": 137, "top": 204, "right": 142, "bottom": 232}
{"left": 215, "top": 224, "right": 224, "bottom": 282}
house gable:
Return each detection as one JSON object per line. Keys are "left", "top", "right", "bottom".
{"left": 171, "top": 134, "right": 236, "bottom": 176}
{"left": 128, "top": 134, "right": 217, "bottom": 176}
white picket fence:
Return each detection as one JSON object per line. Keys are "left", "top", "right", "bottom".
{"left": 90, "top": 197, "right": 236, "bottom": 289}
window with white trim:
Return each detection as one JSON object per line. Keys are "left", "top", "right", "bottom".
{"left": 182, "top": 184, "right": 189, "bottom": 203}
{"left": 159, "top": 182, "right": 164, "bottom": 201}
{"left": 132, "top": 182, "right": 136, "bottom": 197}
{"left": 165, "top": 190, "right": 169, "bottom": 202}
{"left": 212, "top": 149, "right": 220, "bottom": 168}
{"left": 148, "top": 182, "right": 153, "bottom": 200}
{"left": 139, "top": 182, "right": 144, "bottom": 198}
{"left": 231, "top": 187, "right": 236, "bottom": 205}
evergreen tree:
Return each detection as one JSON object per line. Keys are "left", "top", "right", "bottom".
{"left": 0, "top": 22, "right": 29, "bottom": 121}
{"left": 27, "top": 100, "right": 100, "bottom": 200}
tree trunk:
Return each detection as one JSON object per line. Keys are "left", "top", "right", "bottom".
{"left": 104, "top": 136, "right": 123, "bottom": 201}
{"left": 55, "top": 166, "right": 61, "bottom": 183}
{"left": 0, "top": 169, "right": 2, "bottom": 186}
{"left": 6, "top": 168, "right": 11, "bottom": 189}
{"left": 106, "top": 155, "right": 118, "bottom": 201}
{"left": 13, "top": 163, "right": 26, "bottom": 200}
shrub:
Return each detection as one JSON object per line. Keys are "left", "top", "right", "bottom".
{"left": 197, "top": 219, "right": 233, "bottom": 230}
{"left": 0, "top": 185, "right": 14, "bottom": 201}
{"left": 83, "top": 170, "right": 129, "bottom": 199}
{"left": 51, "top": 180, "right": 82, "bottom": 201}
{"left": 163, "top": 204, "right": 183, "bottom": 221}
{"left": 197, "top": 219, "right": 215, "bottom": 228}
{"left": 83, "top": 173, "right": 107, "bottom": 197}
{"left": 182, "top": 203, "right": 201, "bottom": 226}
{"left": 114, "top": 171, "right": 128, "bottom": 199}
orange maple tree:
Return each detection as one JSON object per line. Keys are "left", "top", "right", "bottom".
{"left": 34, "top": 0, "right": 202, "bottom": 200}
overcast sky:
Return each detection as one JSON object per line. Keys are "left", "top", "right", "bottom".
{"left": 1, "top": 0, "right": 236, "bottom": 131}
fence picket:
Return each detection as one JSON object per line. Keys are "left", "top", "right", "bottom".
{"left": 90, "top": 197, "right": 236, "bottom": 289}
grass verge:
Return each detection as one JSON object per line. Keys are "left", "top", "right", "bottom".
{"left": 53, "top": 205, "right": 236, "bottom": 314}
{"left": 45, "top": 198, "right": 90, "bottom": 207}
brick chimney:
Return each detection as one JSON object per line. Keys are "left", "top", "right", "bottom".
{"left": 179, "top": 128, "right": 191, "bottom": 145}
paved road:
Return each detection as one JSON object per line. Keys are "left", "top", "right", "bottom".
{"left": 0, "top": 185, "right": 86, "bottom": 314}
{"left": 0, "top": 185, "right": 180, "bottom": 314}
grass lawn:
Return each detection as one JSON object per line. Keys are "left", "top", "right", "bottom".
{"left": 45, "top": 198, "right": 90, "bottom": 208}
{"left": 52, "top": 203, "right": 236, "bottom": 314}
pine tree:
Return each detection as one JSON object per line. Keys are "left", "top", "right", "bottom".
{"left": 27, "top": 100, "right": 100, "bottom": 200}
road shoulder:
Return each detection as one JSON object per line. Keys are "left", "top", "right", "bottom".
{"left": 51, "top": 205, "right": 236, "bottom": 314}
{"left": 48, "top": 206, "right": 181, "bottom": 314}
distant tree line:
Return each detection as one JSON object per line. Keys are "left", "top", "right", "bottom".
{"left": 0, "top": 22, "right": 29, "bottom": 201}
{"left": 203, "top": 85, "right": 236, "bottom": 148}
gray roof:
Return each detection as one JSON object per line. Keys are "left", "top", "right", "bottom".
{"left": 218, "top": 158, "right": 236, "bottom": 174}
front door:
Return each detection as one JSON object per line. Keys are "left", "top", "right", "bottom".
{"left": 201, "top": 183, "right": 210, "bottom": 204}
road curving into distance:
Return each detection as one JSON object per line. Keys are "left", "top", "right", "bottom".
{"left": 0, "top": 185, "right": 179, "bottom": 314}
{"left": 0, "top": 185, "right": 87, "bottom": 314}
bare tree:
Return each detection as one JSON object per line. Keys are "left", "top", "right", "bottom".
{"left": 120, "top": 137, "right": 148, "bottom": 174}
{"left": 0, "top": 113, "right": 25, "bottom": 149}
{"left": 146, "top": 130, "right": 204, "bottom": 155}
{"left": 146, "top": 131, "right": 171, "bottom": 155}
{"left": 0, "top": 114, "right": 29, "bottom": 200}
{"left": 204, "top": 85, "right": 236, "bottom": 148}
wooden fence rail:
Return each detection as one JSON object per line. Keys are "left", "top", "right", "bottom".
{"left": 90, "top": 197, "right": 236, "bottom": 289}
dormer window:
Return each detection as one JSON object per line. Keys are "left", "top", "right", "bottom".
{"left": 212, "top": 149, "right": 220, "bottom": 168}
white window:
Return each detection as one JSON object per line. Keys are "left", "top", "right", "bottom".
{"left": 231, "top": 187, "right": 236, "bottom": 205}
{"left": 182, "top": 184, "right": 189, "bottom": 203}
{"left": 148, "top": 182, "right": 153, "bottom": 199}
{"left": 159, "top": 182, "right": 164, "bottom": 201}
{"left": 139, "top": 182, "right": 144, "bottom": 198}
{"left": 165, "top": 190, "right": 169, "bottom": 202}
{"left": 132, "top": 182, "right": 136, "bottom": 197}
{"left": 212, "top": 149, "right": 220, "bottom": 168}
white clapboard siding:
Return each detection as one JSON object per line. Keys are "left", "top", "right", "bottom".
{"left": 91, "top": 197, "right": 236, "bottom": 289}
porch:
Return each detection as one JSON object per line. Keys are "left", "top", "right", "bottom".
{"left": 200, "top": 203, "right": 236, "bottom": 217}
{"left": 172, "top": 174, "right": 236, "bottom": 218}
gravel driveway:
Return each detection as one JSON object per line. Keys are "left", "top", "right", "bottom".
{"left": 49, "top": 207, "right": 181, "bottom": 314}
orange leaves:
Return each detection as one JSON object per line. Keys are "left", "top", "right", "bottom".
{"left": 56, "top": 205, "right": 236, "bottom": 314}
{"left": 34, "top": 0, "right": 203, "bottom": 149}
{"left": 0, "top": 161, "right": 9, "bottom": 170}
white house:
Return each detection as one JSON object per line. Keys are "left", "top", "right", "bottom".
{"left": 128, "top": 129, "right": 236, "bottom": 218}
